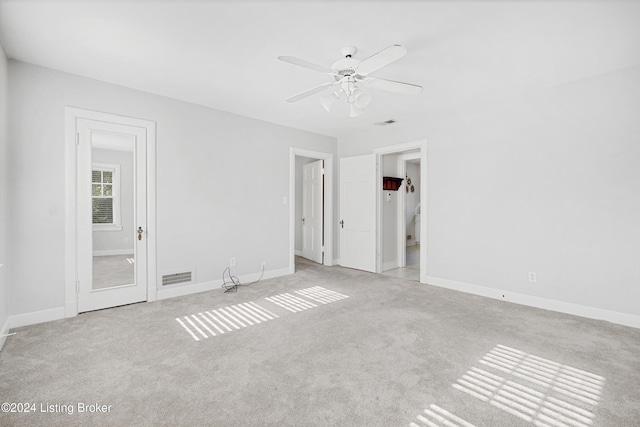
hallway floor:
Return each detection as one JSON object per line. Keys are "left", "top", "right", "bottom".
{"left": 383, "top": 244, "right": 420, "bottom": 281}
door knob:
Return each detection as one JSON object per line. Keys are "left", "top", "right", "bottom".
{"left": 137, "top": 226, "right": 144, "bottom": 241}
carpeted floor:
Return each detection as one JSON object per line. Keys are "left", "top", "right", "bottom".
{"left": 1, "top": 258, "right": 639, "bottom": 426}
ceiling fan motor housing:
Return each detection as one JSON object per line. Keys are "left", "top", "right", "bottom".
{"left": 332, "top": 46, "right": 362, "bottom": 78}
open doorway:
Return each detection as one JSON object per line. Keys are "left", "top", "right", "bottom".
{"left": 395, "top": 154, "right": 421, "bottom": 280}
{"left": 297, "top": 156, "right": 324, "bottom": 265}
{"left": 374, "top": 140, "right": 427, "bottom": 283}
{"left": 289, "top": 148, "right": 334, "bottom": 274}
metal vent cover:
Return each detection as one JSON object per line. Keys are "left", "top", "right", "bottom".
{"left": 162, "top": 271, "right": 192, "bottom": 286}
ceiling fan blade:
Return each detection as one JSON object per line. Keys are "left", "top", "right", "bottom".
{"left": 278, "top": 56, "right": 333, "bottom": 74}
{"left": 362, "top": 77, "right": 422, "bottom": 95}
{"left": 355, "top": 45, "right": 407, "bottom": 76}
{"left": 286, "top": 82, "right": 335, "bottom": 103}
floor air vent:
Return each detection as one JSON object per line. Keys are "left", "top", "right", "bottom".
{"left": 162, "top": 271, "right": 193, "bottom": 286}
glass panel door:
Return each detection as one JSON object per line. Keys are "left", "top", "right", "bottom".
{"left": 91, "top": 133, "right": 135, "bottom": 290}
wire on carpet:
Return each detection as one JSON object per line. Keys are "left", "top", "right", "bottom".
{"left": 222, "top": 265, "right": 265, "bottom": 293}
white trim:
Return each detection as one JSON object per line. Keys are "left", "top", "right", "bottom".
{"left": 373, "top": 139, "right": 427, "bottom": 283}
{"left": 295, "top": 250, "right": 303, "bottom": 257}
{"left": 9, "top": 307, "right": 65, "bottom": 329}
{"left": 0, "top": 317, "right": 10, "bottom": 351}
{"left": 64, "top": 109, "right": 78, "bottom": 317}
{"left": 93, "top": 249, "right": 134, "bottom": 257}
{"left": 289, "top": 148, "right": 334, "bottom": 274}
{"left": 64, "top": 107, "right": 157, "bottom": 317}
{"left": 93, "top": 225, "right": 123, "bottom": 232}
{"left": 426, "top": 275, "right": 640, "bottom": 329}
{"left": 157, "top": 267, "right": 290, "bottom": 300}
{"left": 147, "top": 121, "right": 158, "bottom": 302}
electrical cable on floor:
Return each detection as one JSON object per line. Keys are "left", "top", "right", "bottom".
{"left": 222, "top": 264, "right": 265, "bottom": 293}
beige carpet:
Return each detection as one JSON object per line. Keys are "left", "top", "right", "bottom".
{"left": 1, "top": 257, "right": 639, "bottom": 426}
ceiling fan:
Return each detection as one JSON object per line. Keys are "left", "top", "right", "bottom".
{"left": 278, "top": 45, "right": 422, "bottom": 118}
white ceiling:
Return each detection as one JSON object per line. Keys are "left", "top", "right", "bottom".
{"left": 1, "top": 1, "right": 639, "bottom": 138}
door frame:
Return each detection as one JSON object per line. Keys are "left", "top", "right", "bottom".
{"left": 289, "top": 148, "right": 334, "bottom": 273}
{"left": 374, "top": 139, "right": 427, "bottom": 282}
{"left": 64, "top": 107, "right": 157, "bottom": 318}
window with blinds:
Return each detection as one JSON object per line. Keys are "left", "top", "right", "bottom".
{"left": 92, "top": 166, "right": 116, "bottom": 225}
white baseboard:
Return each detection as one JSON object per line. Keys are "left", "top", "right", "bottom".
{"left": 9, "top": 307, "right": 66, "bottom": 329}
{"left": 425, "top": 275, "right": 640, "bottom": 329}
{"left": 157, "top": 267, "right": 290, "bottom": 300}
{"left": 4, "top": 268, "right": 290, "bottom": 330}
{"left": 295, "top": 250, "right": 303, "bottom": 257}
{"left": 0, "top": 316, "right": 10, "bottom": 351}
{"left": 65, "top": 299, "right": 78, "bottom": 318}
{"left": 93, "top": 249, "right": 134, "bottom": 257}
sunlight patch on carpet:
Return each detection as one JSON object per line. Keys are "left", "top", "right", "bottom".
{"left": 176, "top": 287, "right": 349, "bottom": 340}
{"left": 294, "top": 286, "right": 349, "bottom": 304}
{"left": 452, "top": 345, "right": 604, "bottom": 427}
{"left": 410, "top": 404, "right": 477, "bottom": 427}
{"left": 265, "top": 293, "right": 318, "bottom": 312}
{"left": 176, "top": 302, "right": 279, "bottom": 341}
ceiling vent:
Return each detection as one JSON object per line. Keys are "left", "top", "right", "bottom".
{"left": 375, "top": 119, "right": 396, "bottom": 126}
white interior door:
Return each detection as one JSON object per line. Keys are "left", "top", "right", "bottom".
{"left": 340, "top": 154, "right": 376, "bottom": 272}
{"left": 302, "top": 160, "right": 323, "bottom": 263}
{"left": 77, "top": 118, "right": 147, "bottom": 312}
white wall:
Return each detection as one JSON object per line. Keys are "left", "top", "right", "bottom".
{"left": 92, "top": 148, "right": 134, "bottom": 255}
{"left": 0, "top": 44, "right": 9, "bottom": 343}
{"left": 7, "top": 61, "right": 337, "bottom": 318}
{"left": 339, "top": 65, "right": 640, "bottom": 321}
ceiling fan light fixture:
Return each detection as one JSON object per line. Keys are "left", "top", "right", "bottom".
{"left": 352, "top": 88, "right": 371, "bottom": 109}
{"left": 319, "top": 91, "right": 340, "bottom": 112}
{"left": 349, "top": 104, "right": 364, "bottom": 118}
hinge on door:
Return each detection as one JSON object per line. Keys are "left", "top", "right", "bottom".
{"left": 75, "top": 133, "right": 80, "bottom": 146}
{"left": 322, "top": 168, "right": 325, "bottom": 175}
{"left": 76, "top": 280, "right": 79, "bottom": 294}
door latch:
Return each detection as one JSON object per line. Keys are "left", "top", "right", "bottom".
{"left": 137, "top": 226, "right": 144, "bottom": 241}
{"left": 340, "top": 220, "right": 344, "bottom": 229}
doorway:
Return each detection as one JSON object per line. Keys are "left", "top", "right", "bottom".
{"left": 301, "top": 158, "right": 324, "bottom": 264}
{"left": 381, "top": 153, "right": 421, "bottom": 281}
{"left": 374, "top": 140, "right": 427, "bottom": 283}
{"left": 65, "top": 108, "right": 157, "bottom": 317}
{"left": 289, "top": 148, "right": 334, "bottom": 273}
{"left": 77, "top": 119, "right": 148, "bottom": 312}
